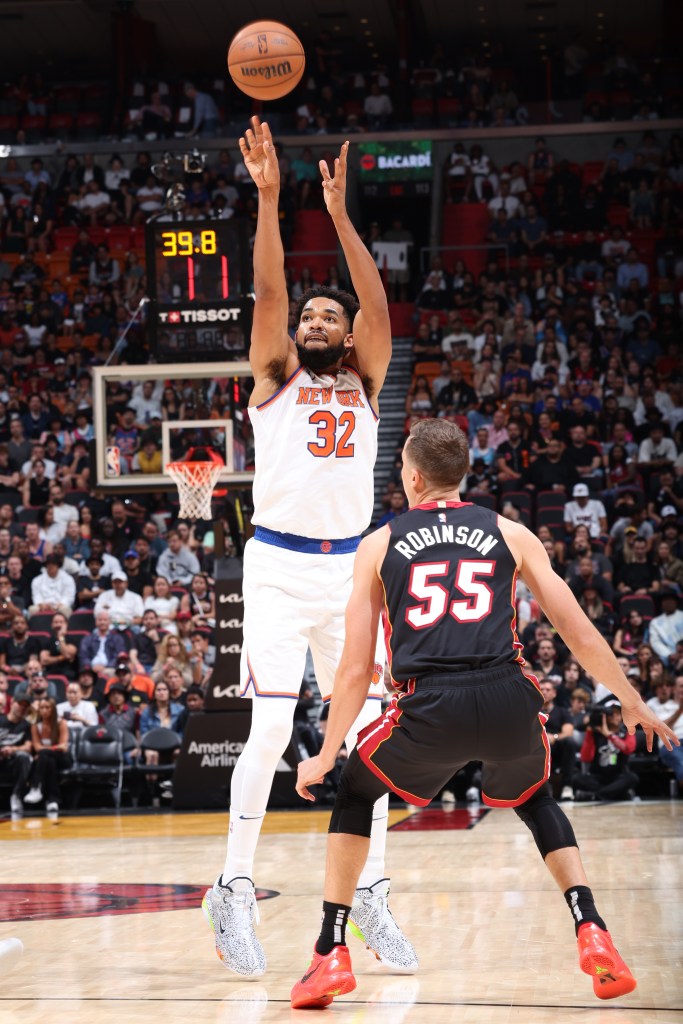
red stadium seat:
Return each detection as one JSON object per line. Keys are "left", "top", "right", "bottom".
{"left": 21, "top": 114, "right": 47, "bottom": 142}
{"left": 54, "top": 227, "right": 79, "bottom": 251}
{"left": 48, "top": 113, "right": 74, "bottom": 138}
{"left": 76, "top": 111, "right": 103, "bottom": 139}
{"left": 582, "top": 161, "right": 604, "bottom": 187}
{"left": 0, "top": 114, "right": 18, "bottom": 142}
{"left": 437, "top": 97, "right": 461, "bottom": 125}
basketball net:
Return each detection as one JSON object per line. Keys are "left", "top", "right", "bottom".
{"left": 166, "top": 461, "right": 223, "bottom": 520}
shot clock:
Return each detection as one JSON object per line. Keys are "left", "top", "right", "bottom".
{"left": 145, "top": 218, "right": 252, "bottom": 361}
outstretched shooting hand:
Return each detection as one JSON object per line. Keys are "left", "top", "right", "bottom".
{"left": 239, "top": 116, "right": 280, "bottom": 190}
{"left": 320, "top": 141, "right": 349, "bottom": 218}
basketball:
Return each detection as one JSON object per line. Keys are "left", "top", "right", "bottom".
{"left": 227, "top": 21, "right": 305, "bottom": 101}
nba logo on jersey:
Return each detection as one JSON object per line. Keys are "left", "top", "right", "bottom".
{"left": 438, "top": 512, "right": 447, "bottom": 524}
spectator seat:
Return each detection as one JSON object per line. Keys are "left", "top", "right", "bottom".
{"left": 48, "top": 113, "right": 74, "bottom": 138}
{"left": 45, "top": 675, "right": 68, "bottom": 701}
{"left": 469, "top": 492, "right": 497, "bottom": 513}
{"left": 0, "top": 489, "right": 22, "bottom": 508}
{"left": 17, "top": 508, "right": 40, "bottom": 524}
{"left": 20, "top": 115, "right": 47, "bottom": 142}
{"left": 53, "top": 227, "right": 79, "bottom": 252}
{"left": 0, "top": 115, "right": 19, "bottom": 143}
{"left": 501, "top": 490, "right": 533, "bottom": 525}
{"left": 75, "top": 111, "right": 103, "bottom": 140}
{"left": 536, "top": 490, "right": 567, "bottom": 513}
{"left": 73, "top": 726, "right": 125, "bottom": 809}
{"left": 618, "top": 594, "right": 656, "bottom": 622}
{"left": 69, "top": 609, "right": 95, "bottom": 632}
{"left": 28, "top": 614, "right": 55, "bottom": 632}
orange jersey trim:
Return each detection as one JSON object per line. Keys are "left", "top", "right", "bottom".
{"left": 342, "top": 364, "right": 379, "bottom": 422}
{"left": 240, "top": 655, "right": 300, "bottom": 699}
{"left": 253, "top": 366, "right": 306, "bottom": 412}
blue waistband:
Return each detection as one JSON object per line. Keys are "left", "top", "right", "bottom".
{"left": 254, "top": 526, "right": 361, "bottom": 555}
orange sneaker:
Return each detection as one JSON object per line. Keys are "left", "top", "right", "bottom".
{"left": 291, "top": 945, "right": 356, "bottom": 1009}
{"left": 577, "top": 922, "right": 637, "bottom": 1000}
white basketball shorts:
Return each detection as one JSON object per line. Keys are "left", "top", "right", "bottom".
{"left": 239, "top": 536, "right": 384, "bottom": 703}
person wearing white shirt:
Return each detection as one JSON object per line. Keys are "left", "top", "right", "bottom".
{"left": 363, "top": 84, "right": 393, "bottom": 127}
{"left": 647, "top": 674, "right": 683, "bottom": 789}
{"left": 49, "top": 485, "right": 79, "bottom": 531}
{"left": 57, "top": 681, "right": 99, "bottom": 731}
{"left": 94, "top": 572, "right": 144, "bottom": 628}
{"left": 564, "top": 484, "right": 608, "bottom": 539}
{"left": 156, "top": 531, "right": 200, "bottom": 586}
{"left": 488, "top": 181, "right": 521, "bottom": 219}
{"left": 88, "top": 539, "right": 123, "bottom": 579}
{"left": 22, "top": 454, "right": 56, "bottom": 480}
{"left": 637, "top": 425, "right": 677, "bottom": 469}
{"left": 634, "top": 389, "right": 674, "bottom": 426}
{"left": 648, "top": 591, "right": 683, "bottom": 665}
{"left": 30, "top": 555, "right": 76, "bottom": 615}
{"left": 128, "top": 380, "right": 162, "bottom": 425}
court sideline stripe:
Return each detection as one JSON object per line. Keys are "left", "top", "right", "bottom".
{"left": 0, "top": 997, "right": 679, "bottom": 1011}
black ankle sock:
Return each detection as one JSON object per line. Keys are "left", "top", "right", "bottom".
{"left": 564, "top": 885, "right": 607, "bottom": 936}
{"left": 315, "top": 901, "right": 351, "bottom": 955}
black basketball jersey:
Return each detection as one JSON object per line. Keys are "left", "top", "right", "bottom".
{"left": 380, "top": 501, "right": 523, "bottom": 682}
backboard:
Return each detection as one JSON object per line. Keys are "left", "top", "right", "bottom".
{"left": 92, "top": 361, "right": 255, "bottom": 494}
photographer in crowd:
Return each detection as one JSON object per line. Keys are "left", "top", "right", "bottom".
{"left": 573, "top": 699, "right": 639, "bottom": 802}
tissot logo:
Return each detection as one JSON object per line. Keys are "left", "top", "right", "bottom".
{"left": 219, "top": 593, "right": 243, "bottom": 604}
{"left": 158, "top": 308, "right": 240, "bottom": 324}
{"left": 219, "top": 619, "right": 243, "bottom": 629}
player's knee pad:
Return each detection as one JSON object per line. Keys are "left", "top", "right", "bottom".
{"left": 514, "top": 783, "right": 578, "bottom": 859}
{"left": 328, "top": 753, "right": 387, "bottom": 838}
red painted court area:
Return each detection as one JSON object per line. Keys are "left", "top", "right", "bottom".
{"left": 391, "top": 807, "right": 488, "bottom": 831}
{"left": 0, "top": 883, "right": 278, "bottom": 922}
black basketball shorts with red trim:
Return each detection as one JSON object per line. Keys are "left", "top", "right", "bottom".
{"left": 355, "top": 664, "right": 550, "bottom": 808}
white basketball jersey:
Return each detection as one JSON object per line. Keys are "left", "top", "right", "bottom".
{"left": 249, "top": 364, "right": 379, "bottom": 538}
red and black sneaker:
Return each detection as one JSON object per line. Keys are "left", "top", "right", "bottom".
{"left": 577, "top": 922, "right": 637, "bottom": 1000}
{"left": 290, "top": 945, "right": 356, "bottom": 1009}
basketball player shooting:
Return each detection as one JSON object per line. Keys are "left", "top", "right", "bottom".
{"left": 202, "top": 117, "right": 417, "bottom": 976}
{"left": 290, "top": 419, "right": 679, "bottom": 1008}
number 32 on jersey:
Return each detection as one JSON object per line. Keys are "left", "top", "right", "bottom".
{"left": 307, "top": 410, "right": 355, "bottom": 458}
{"left": 406, "top": 560, "right": 495, "bottom": 627}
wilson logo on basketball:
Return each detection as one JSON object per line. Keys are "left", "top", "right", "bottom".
{"left": 241, "top": 60, "right": 292, "bottom": 80}
{"left": 360, "top": 154, "right": 377, "bottom": 171}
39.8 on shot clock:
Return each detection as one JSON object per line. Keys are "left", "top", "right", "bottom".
{"left": 145, "top": 218, "right": 252, "bottom": 361}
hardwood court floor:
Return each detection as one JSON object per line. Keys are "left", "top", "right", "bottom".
{"left": 1, "top": 801, "right": 681, "bottom": 1023}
